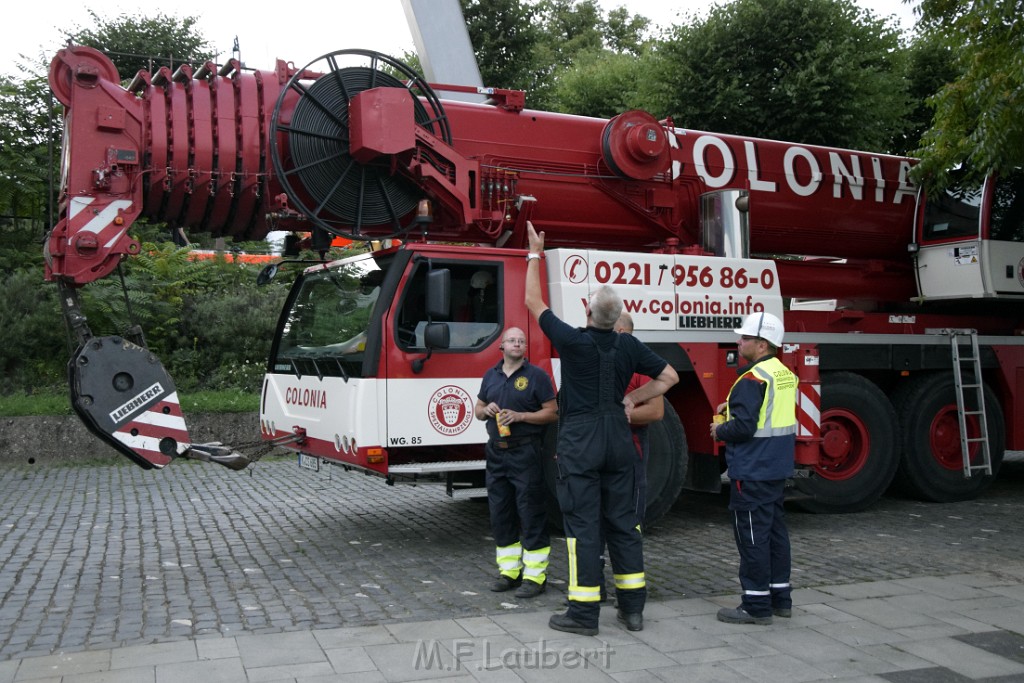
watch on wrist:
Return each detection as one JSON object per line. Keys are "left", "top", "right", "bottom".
{"left": 526, "top": 253, "right": 542, "bottom": 261}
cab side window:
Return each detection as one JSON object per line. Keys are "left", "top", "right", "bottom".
{"left": 922, "top": 182, "right": 982, "bottom": 242}
{"left": 990, "top": 168, "right": 1024, "bottom": 243}
{"left": 395, "top": 263, "right": 501, "bottom": 350}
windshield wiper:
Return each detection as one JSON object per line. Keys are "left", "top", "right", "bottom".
{"left": 333, "top": 358, "right": 350, "bottom": 383}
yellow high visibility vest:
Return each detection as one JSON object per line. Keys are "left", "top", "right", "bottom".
{"left": 725, "top": 356, "right": 797, "bottom": 437}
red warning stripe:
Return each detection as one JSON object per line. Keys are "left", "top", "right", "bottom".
{"left": 111, "top": 397, "right": 191, "bottom": 468}
{"left": 796, "top": 382, "right": 820, "bottom": 438}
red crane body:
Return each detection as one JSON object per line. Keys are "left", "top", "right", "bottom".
{"left": 44, "top": 45, "right": 1024, "bottom": 514}
{"left": 47, "top": 46, "right": 917, "bottom": 299}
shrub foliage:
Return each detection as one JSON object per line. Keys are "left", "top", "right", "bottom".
{"left": 0, "top": 234, "right": 290, "bottom": 397}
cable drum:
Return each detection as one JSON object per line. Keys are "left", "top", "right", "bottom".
{"left": 270, "top": 50, "right": 451, "bottom": 241}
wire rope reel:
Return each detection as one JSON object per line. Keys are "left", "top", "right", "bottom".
{"left": 270, "top": 49, "right": 451, "bottom": 241}
{"left": 601, "top": 109, "right": 671, "bottom": 180}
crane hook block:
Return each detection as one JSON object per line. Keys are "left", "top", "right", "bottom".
{"left": 69, "top": 336, "right": 192, "bottom": 469}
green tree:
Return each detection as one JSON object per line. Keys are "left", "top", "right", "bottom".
{"left": 605, "top": 6, "right": 653, "bottom": 55}
{"left": 650, "top": 0, "right": 911, "bottom": 152}
{"left": 460, "top": 0, "right": 656, "bottom": 111}
{"left": 461, "top": 0, "right": 540, "bottom": 90}
{"left": 0, "top": 71, "right": 58, "bottom": 244}
{"left": 891, "top": 33, "right": 959, "bottom": 156}
{"left": 529, "top": 0, "right": 624, "bottom": 109}
{"left": 548, "top": 50, "right": 652, "bottom": 118}
{"left": 535, "top": 0, "right": 606, "bottom": 61}
{"left": 912, "top": 0, "right": 1024, "bottom": 191}
{"left": 67, "top": 9, "right": 215, "bottom": 80}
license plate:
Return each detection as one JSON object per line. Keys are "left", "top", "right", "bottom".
{"left": 298, "top": 453, "right": 320, "bottom": 472}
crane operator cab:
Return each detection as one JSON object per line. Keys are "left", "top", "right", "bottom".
{"left": 915, "top": 168, "right": 1024, "bottom": 300}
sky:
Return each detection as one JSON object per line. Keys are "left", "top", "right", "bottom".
{"left": 3, "top": 0, "right": 919, "bottom": 78}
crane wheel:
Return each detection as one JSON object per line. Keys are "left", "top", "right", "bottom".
{"left": 794, "top": 372, "right": 899, "bottom": 513}
{"left": 891, "top": 372, "right": 1004, "bottom": 503}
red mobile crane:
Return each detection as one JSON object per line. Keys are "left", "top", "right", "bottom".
{"left": 45, "top": 43, "right": 1024, "bottom": 519}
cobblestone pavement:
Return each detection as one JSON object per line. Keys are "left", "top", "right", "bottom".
{"left": 1, "top": 456, "right": 1022, "bottom": 663}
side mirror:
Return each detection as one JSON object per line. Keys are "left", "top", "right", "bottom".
{"left": 424, "top": 322, "right": 450, "bottom": 350}
{"left": 412, "top": 323, "right": 451, "bottom": 374}
{"left": 425, "top": 268, "right": 450, "bottom": 319}
{"left": 256, "top": 263, "right": 279, "bottom": 285}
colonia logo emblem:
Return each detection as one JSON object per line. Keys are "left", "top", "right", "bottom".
{"left": 428, "top": 385, "right": 474, "bottom": 435}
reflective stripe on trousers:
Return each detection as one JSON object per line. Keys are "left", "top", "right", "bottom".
{"left": 522, "top": 546, "right": 550, "bottom": 584}
{"left": 495, "top": 542, "right": 522, "bottom": 578}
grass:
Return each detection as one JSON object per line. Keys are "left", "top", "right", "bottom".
{"left": 0, "top": 388, "right": 260, "bottom": 417}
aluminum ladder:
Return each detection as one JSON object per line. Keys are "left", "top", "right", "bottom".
{"left": 949, "top": 330, "right": 993, "bottom": 477}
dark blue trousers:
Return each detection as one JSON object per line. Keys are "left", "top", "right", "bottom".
{"left": 728, "top": 479, "right": 792, "bottom": 618}
{"left": 486, "top": 440, "right": 549, "bottom": 553}
{"left": 555, "top": 414, "right": 645, "bottom": 628}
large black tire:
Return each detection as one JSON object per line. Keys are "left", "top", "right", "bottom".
{"left": 643, "top": 402, "right": 687, "bottom": 525}
{"left": 794, "top": 372, "right": 900, "bottom": 513}
{"left": 540, "top": 402, "right": 688, "bottom": 529}
{"left": 892, "top": 373, "right": 1004, "bottom": 502}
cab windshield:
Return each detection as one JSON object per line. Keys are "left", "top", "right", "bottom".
{"left": 270, "top": 257, "right": 387, "bottom": 380}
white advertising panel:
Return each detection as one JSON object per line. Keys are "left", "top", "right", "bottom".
{"left": 545, "top": 248, "right": 784, "bottom": 337}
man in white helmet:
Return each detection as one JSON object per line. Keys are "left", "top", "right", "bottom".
{"left": 710, "top": 311, "right": 797, "bottom": 625}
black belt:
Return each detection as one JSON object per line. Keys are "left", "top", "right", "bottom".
{"left": 491, "top": 436, "right": 540, "bottom": 450}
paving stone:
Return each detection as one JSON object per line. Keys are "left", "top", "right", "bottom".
{"left": 235, "top": 631, "right": 328, "bottom": 669}
{"left": 879, "top": 666, "right": 972, "bottom": 683}
{"left": 1, "top": 459, "right": 1024, "bottom": 673}
{"left": 953, "top": 630, "right": 1024, "bottom": 665}
{"left": 153, "top": 657, "right": 246, "bottom": 683}
{"left": 893, "top": 636, "right": 1024, "bottom": 679}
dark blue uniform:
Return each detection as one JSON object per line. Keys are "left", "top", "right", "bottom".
{"left": 478, "top": 360, "right": 556, "bottom": 585}
{"left": 540, "top": 310, "right": 667, "bottom": 628}
{"left": 718, "top": 355, "right": 797, "bottom": 618}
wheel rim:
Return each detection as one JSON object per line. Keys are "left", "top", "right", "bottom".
{"left": 929, "top": 404, "right": 980, "bottom": 471}
{"left": 817, "top": 408, "right": 870, "bottom": 481}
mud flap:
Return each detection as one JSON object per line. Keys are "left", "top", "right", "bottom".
{"left": 69, "top": 335, "right": 190, "bottom": 469}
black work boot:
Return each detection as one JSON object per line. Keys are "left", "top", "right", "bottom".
{"left": 514, "top": 579, "right": 546, "bottom": 598}
{"left": 716, "top": 606, "right": 772, "bottom": 625}
{"left": 616, "top": 609, "right": 643, "bottom": 631}
{"left": 490, "top": 575, "right": 521, "bottom": 592}
{"left": 548, "top": 611, "right": 598, "bottom": 636}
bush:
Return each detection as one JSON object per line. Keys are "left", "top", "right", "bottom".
{"left": 174, "top": 281, "right": 288, "bottom": 392}
{"left": 2, "top": 239, "right": 290, "bottom": 398}
{"left": 0, "top": 269, "right": 69, "bottom": 390}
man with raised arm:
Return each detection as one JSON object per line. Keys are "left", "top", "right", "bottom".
{"left": 524, "top": 221, "right": 678, "bottom": 635}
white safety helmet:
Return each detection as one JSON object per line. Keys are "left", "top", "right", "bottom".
{"left": 735, "top": 312, "right": 784, "bottom": 347}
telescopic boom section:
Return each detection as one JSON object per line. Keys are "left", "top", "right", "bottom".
{"left": 46, "top": 46, "right": 263, "bottom": 470}
{"left": 47, "top": 45, "right": 922, "bottom": 284}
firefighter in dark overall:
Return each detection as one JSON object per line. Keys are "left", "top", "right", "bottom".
{"left": 524, "top": 222, "right": 679, "bottom": 636}
{"left": 711, "top": 311, "right": 797, "bottom": 625}
{"left": 615, "top": 312, "right": 665, "bottom": 525}
{"left": 475, "top": 327, "right": 558, "bottom": 599}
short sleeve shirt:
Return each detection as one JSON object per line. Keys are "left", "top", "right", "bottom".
{"left": 477, "top": 360, "right": 556, "bottom": 440}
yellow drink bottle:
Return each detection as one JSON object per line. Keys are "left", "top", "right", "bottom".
{"left": 497, "top": 410, "right": 511, "bottom": 437}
